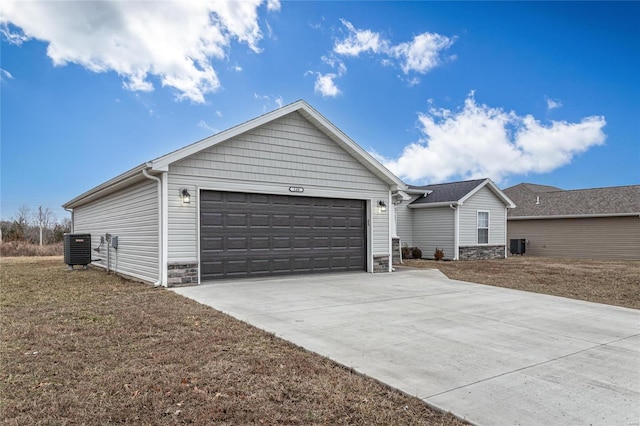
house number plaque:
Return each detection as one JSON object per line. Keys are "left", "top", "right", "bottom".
{"left": 289, "top": 186, "right": 304, "bottom": 193}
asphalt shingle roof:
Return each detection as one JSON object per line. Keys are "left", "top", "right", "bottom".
{"left": 409, "top": 179, "right": 486, "bottom": 205}
{"left": 503, "top": 183, "right": 640, "bottom": 217}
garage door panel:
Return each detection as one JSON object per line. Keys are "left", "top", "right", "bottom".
{"left": 272, "top": 215, "right": 291, "bottom": 227}
{"left": 200, "top": 191, "right": 366, "bottom": 280}
{"left": 251, "top": 214, "right": 270, "bottom": 227}
{"left": 201, "top": 237, "right": 224, "bottom": 251}
{"left": 250, "top": 236, "right": 270, "bottom": 250}
{"left": 201, "top": 212, "right": 223, "bottom": 226}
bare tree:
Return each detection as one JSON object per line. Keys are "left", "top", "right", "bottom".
{"left": 36, "top": 206, "right": 54, "bottom": 246}
{"left": 8, "top": 206, "right": 31, "bottom": 242}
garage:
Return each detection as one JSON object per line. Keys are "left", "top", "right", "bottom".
{"left": 65, "top": 101, "right": 403, "bottom": 286}
{"left": 200, "top": 190, "right": 366, "bottom": 280}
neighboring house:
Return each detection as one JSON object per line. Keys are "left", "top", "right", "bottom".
{"left": 63, "top": 100, "right": 406, "bottom": 286}
{"left": 503, "top": 183, "right": 640, "bottom": 259}
{"left": 394, "top": 179, "right": 515, "bottom": 260}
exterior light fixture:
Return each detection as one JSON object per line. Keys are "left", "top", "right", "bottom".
{"left": 378, "top": 200, "right": 387, "bottom": 212}
{"left": 181, "top": 188, "right": 191, "bottom": 204}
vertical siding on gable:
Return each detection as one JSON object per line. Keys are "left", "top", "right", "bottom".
{"left": 508, "top": 216, "right": 640, "bottom": 259}
{"left": 459, "top": 186, "right": 506, "bottom": 246}
{"left": 167, "top": 111, "right": 391, "bottom": 262}
{"left": 413, "top": 207, "right": 455, "bottom": 259}
{"left": 73, "top": 179, "right": 159, "bottom": 282}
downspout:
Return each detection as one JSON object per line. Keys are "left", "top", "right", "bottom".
{"left": 450, "top": 204, "right": 459, "bottom": 260}
{"left": 387, "top": 191, "right": 398, "bottom": 272}
{"left": 142, "top": 169, "right": 163, "bottom": 287}
{"left": 504, "top": 206, "right": 508, "bottom": 258}
{"left": 64, "top": 207, "right": 74, "bottom": 233}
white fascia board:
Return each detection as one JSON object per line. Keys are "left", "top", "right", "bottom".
{"left": 405, "top": 188, "right": 433, "bottom": 195}
{"left": 393, "top": 190, "right": 412, "bottom": 201}
{"left": 508, "top": 212, "right": 640, "bottom": 220}
{"left": 409, "top": 201, "right": 459, "bottom": 209}
{"left": 459, "top": 178, "right": 516, "bottom": 208}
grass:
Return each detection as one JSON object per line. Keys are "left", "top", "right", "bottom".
{"left": 0, "top": 256, "right": 465, "bottom": 425}
{"left": 403, "top": 256, "right": 640, "bottom": 310}
{"left": 0, "top": 242, "right": 63, "bottom": 257}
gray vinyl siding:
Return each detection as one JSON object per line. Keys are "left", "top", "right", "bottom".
{"left": 167, "top": 111, "right": 390, "bottom": 263}
{"left": 73, "top": 180, "right": 159, "bottom": 282}
{"left": 507, "top": 216, "right": 640, "bottom": 260}
{"left": 395, "top": 196, "right": 418, "bottom": 247}
{"left": 412, "top": 207, "right": 455, "bottom": 260}
{"left": 459, "top": 186, "right": 506, "bottom": 246}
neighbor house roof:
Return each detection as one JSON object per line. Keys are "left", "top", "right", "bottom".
{"left": 63, "top": 100, "right": 405, "bottom": 209}
{"left": 407, "top": 178, "right": 515, "bottom": 209}
{"left": 503, "top": 183, "right": 640, "bottom": 219}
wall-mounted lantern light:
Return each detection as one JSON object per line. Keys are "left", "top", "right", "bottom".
{"left": 180, "top": 188, "right": 191, "bottom": 204}
{"left": 378, "top": 200, "right": 387, "bottom": 213}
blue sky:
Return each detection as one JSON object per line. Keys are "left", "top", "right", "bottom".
{"left": 1, "top": 1, "right": 638, "bottom": 221}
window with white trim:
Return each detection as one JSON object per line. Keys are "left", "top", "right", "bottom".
{"left": 477, "top": 211, "right": 489, "bottom": 244}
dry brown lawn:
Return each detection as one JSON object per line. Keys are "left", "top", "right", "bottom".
{"left": 403, "top": 256, "right": 640, "bottom": 310}
{"left": 0, "top": 257, "right": 465, "bottom": 425}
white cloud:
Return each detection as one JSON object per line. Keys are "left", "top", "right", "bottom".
{"left": 0, "top": 0, "right": 278, "bottom": 103}
{"left": 266, "top": 0, "right": 281, "bottom": 12}
{"left": 0, "top": 68, "right": 13, "bottom": 81}
{"left": 254, "top": 92, "right": 286, "bottom": 110}
{"left": 390, "top": 32, "right": 456, "bottom": 74}
{"left": 198, "top": 119, "right": 216, "bottom": 132}
{"left": 545, "top": 96, "right": 563, "bottom": 110}
{"left": 312, "top": 72, "right": 341, "bottom": 98}
{"left": 310, "top": 19, "right": 455, "bottom": 94}
{"left": 380, "top": 93, "right": 606, "bottom": 184}
{"left": 334, "top": 19, "right": 387, "bottom": 56}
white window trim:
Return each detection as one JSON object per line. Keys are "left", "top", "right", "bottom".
{"left": 477, "top": 210, "right": 490, "bottom": 245}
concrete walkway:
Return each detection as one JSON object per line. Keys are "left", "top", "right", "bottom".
{"left": 171, "top": 269, "right": 640, "bottom": 425}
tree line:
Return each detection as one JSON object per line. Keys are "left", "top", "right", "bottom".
{"left": 0, "top": 206, "right": 71, "bottom": 246}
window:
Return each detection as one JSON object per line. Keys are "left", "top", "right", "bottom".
{"left": 477, "top": 211, "right": 489, "bottom": 244}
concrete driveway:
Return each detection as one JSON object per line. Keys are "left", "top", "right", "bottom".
{"left": 171, "top": 269, "right": 639, "bottom": 425}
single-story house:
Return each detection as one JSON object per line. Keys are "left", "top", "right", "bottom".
{"left": 503, "top": 183, "right": 640, "bottom": 259}
{"left": 394, "top": 179, "right": 515, "bottom": 260}
{"left": 63, "top": 100, "right": 406, "bottom": 286}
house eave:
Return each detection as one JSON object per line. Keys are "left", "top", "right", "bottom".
{"left": 62, "top": 163, "right": 153, "bottom": 209}
{"left": 409, "top": 201, "right": 460, "bottom": 209}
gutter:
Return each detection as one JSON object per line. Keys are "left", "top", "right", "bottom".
{"left": 409, "top": 201, "right": 460, "bottom": 209}
{"left": 405, "top": 188, "right": 433, "bottom": 197}
{"left": 142, "top": 168, "right": 163, "bottom": 287}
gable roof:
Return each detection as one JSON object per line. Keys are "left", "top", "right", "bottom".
{"left": 408, "top": 178, "right": 515, "bottom": 208}
{"left": 64, "top": 100, "right": 405, "bottom": 209}
{"left": 503, "top": 183, "right": 640, "bottom": 219}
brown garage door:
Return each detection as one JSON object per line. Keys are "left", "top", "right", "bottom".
{"left": 200, "top": 191, "right": 366, "bottom": 280}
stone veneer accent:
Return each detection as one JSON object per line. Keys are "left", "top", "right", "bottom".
{"left": 373, "top": 255, "right": 390, "bottom": 272}
{"left": 391, "top": 238, "right": 402, "bottom": 265}
{"left": 459, "top": 245, "right": 506, "bottom": 260}
{"left": 167, "top": 262, "right": 198, "bottom": 287}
